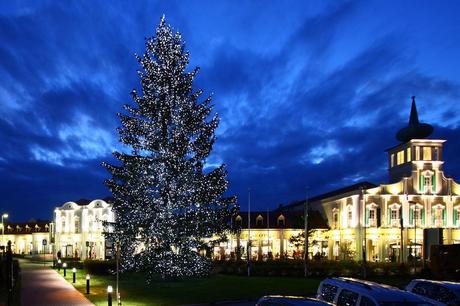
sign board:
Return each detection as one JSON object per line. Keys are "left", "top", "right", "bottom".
{"left": 42, "top": 239, "right": 47, "bottom": 246}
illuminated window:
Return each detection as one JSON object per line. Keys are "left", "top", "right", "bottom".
{"left": 407, "top": 147, "right": 411, "bottom": 162}
{"left": 390, "top": 208, "right": 400, "bottom": 227}
{"left": 397, "top": 151, "right": 404, "bottom": 165}
{"left": 390, "top": 154, "right": 395, "bottom": 167}
{"left": 256, "top": 215, "right": 263, "bottom": 226}
{"left": 415, "top": 146, "right": 420, "bottom": 160}
{"left": 434, "top": 208, "right": 444, "bottom": 227}
{"left": 75, "top": 217, "right": 80, "bottom": 233}
{"left": 423, "top": 147, "right": 432, "bottom": 160}
{"left": 347, "top": 207, "right": 353, "bottom": 227}
{"left": 434, "top": 147, "right": 439, "bottom": 160}
{"left": 414, "top": 209, "right": 421, "bottom": 226}
{"left": 333, "top": 212, "right": 338, "bottom": 227}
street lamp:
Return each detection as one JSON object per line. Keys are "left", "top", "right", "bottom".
{"left": 107, "top": 285, "right": 113, "bottom": 306}
{"left": 72, "top": 267, "right": 76, "bottom": 283}
{"left": 1, "top": 213, "right": 8, "bottom": 248}
{"left": 63, "top": 262, "right": 67, "bottom": 277}
{"left": 86, "top": 274, "right": 90, "bottom": 294}
{"left": 408, "top": 200, "right": 417, "bottom": 271}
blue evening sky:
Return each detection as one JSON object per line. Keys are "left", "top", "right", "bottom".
{"left": 1, "top": 1, "right": 460, "bottom": 221}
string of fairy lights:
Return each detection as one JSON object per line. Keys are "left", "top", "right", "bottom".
{"left": 102, "top": 16, "right": 238, "bottom": 280}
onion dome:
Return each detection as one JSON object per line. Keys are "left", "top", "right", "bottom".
{"left": 396, "top": 96, "right": 433, "bottom": 142}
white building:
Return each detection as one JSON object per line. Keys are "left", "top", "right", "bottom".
{"left": 54, "top": 198, "right": 115, "bottom": 260}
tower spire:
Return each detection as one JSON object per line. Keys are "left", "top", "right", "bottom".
{"left": 396, "top": 96, "right": 433, "bottom": 142}
{"left": 409, "top": 96, "right": 420, "bottom": 125}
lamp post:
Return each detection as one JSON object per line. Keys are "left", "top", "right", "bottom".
{"left": 72, "top": 267, "right": 76, "bottom": 283}
{"left": 1, "top": 213, "right": 8, "bottom": 248}
{"left": 107, "top": 285, "right": 113, "bottom": 306}
{"left": 63, "top": 262, "right": 67, "bottom": 277}
{"left": 86, "top": 274, "right": 90, "bottom": 294}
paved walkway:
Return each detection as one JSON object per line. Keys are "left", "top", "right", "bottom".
{"left": 20, "top": 260, "right": 93, "bottom": 306}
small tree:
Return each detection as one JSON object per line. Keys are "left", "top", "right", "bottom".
{"left": 103, "top": 16, "right": 237, "bottom": 281}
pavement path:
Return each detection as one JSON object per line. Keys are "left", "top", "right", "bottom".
{"left": 20, "top": 259, "right": 93, "bottom": 306}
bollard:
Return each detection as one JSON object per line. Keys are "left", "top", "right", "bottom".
{"left": 72, "top": 267, "right": 76, "bottom": 283}
{"left": 107, "top": 285, "right": 113, "bottom": 306}
{"left": 58, "top": 259, "right": 61, "bottom": 271}
{"left": 63, "top": 263, "right": 67, "bottom": 277}
{"left": 86, "top": 274, "right": 90, "bottom": 294}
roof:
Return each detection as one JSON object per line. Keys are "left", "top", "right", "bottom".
{"left": 396, "top": 96, "right": 433, "bottom": 142}
{"left": 2, "top": 220, "right": 51, "bottom": 235}
{"left": 412, "top": 279, "right": 460, "bottom": 290}
{"left": 323, "top": 278, "right": 425, "bottom": 302}
{"left": 280, "top": 182, "right": 377, "bottom": 211}
{"left": 74, "top": 196, "right": 114, "bottom": 206}
{"left": 259, "top": 296, "right": 332, "bottom": 305}
{"left": 233, "top": 210, "right": 329, "bottom": 230}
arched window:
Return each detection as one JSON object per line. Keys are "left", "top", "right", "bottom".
{"left": 347, "top": 205, "right": 353, "bottom": 228}
{"left": 235, "top": 215, "right": 242, "bottom": 227}
{"left": 277, "top": 215, "right": 285, "bottom": 227}
{"left": 332, "top": 208, "right": 339, "bottom": 229}
{"left": 256, "top": 215, "right": 263, "bottom": 226}
{"left": 74, "top": 217, "right": 80, "bottom": 233}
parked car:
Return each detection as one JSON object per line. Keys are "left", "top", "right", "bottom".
{"left": 316, "top": 277, "right": 434, "bottom": 306}
{"left": 406, "top": 279, "right": 460, "bottom": 306}
{"left": 256, "top": 295, "right": 333, "bottom": 306}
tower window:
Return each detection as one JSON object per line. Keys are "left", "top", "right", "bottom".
{"left": 415, "top": 146, "right": 420, "bottom": 160}
{"left": 407, "top": 147, "right": 411, "bottom": 162}
{"left": 423, "top": 147, "right": 432, "bottom": 160}
{"left": 434, "top": 147, "right": 439, "bottom": 160}
{"left": 390, "top": 154, "right": 395, "bottom": 168}
{"left": 397, "top": 151, "right": 404, "bottom": 165}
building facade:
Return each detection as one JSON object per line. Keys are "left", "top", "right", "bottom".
{"left": 211, "top": 210, "right": 329, "bottom": 260}
{"left": 287, "top": 98, "right": 460, "bottom": 262}
{"left": 53, "top": 198, "right": 115, "bottom": 260}
{"left": 1, "top": 220, "right": 52, "bottom": 254}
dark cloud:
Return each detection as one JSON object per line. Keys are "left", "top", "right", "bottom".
{"left": 1, "top": 1, "right": 460, "bottom": 221}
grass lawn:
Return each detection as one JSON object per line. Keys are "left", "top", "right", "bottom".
{"left": 56, "top": 268, "right": 322, "bottom": 306}
{"left": 54, "top": 267, "right": 417, "bottom": 306}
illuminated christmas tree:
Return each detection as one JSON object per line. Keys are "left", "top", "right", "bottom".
{"left": 103, "top": 16, "right": 237, "bottom": 280}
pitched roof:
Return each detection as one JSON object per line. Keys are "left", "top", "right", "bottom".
{"left": 279, "top": 181, "right": 377, "bottom": 211}
{"left": 3, "top": 220, "right": 51, "bottom": 235}
{"left": 233, "top": 210, "right": 328, "bottom": 230}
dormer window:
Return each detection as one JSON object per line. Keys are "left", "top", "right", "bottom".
{"left": 235, "top": 215, "right": 242, "bottom": 227}
{"left": 277, "top": 215, "right": 285, "bottom": 227}
{"left": 256, "top": 215, "right": 263, "bottom": 226}
{"left": 420, "top": 170, "right": 435, "bottom": 194}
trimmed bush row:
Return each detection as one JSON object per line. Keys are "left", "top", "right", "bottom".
{"left": 212, "top": 260, "right": 419, "bottom": 277}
